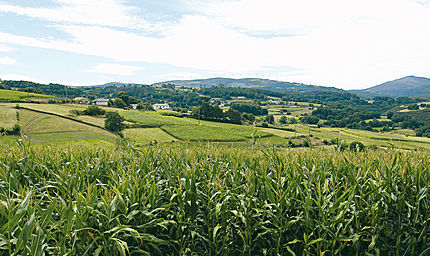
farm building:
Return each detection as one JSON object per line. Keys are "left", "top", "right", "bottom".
{"left": 130, "top": 104, "right": 138, "bottom": 110}
{"left": 95, "top": 98, "right": 109, "bottom": 106}
{"left": 153, "top": 103, "right": 170, "bottom": 110}
{"left": 73, "top": 97, "right": 89, "bottom": 104}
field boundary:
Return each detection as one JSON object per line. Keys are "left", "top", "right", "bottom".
{"left": 159, "top": 126, "right": 182, "bottom": 141}
{"left": 18, "top": 106, "right": 116, "bottom": 135}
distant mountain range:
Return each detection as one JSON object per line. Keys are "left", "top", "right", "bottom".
{"left": 93, "top": 82, "right": 146, "bottom": 87}
{"left": 151, "top": 77, "right": 344, "bottom": 93}
{"left": 88, "top": 75, "right": 430, "bottom": 99}
{"left": 351, "top": 76, "right": 430, "bottom": 98}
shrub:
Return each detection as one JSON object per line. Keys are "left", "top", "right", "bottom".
{"left": 105, "top": 111, "right": 125, "bottom": 133}
{"left": 349, "top": 141, "right": 365, "bottom": 152}
{"left": 69, "top": 109, "right": 81, "bottom": 116}
{"left": 82, "top": 105, "right": 106, "bottom": 116}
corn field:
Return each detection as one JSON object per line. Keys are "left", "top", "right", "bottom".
{"left": 0, "top": 142, "right": 429, "bottom": 255}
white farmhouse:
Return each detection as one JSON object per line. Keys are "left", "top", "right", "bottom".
{"left": 95, "top": 98, "right": 109, "bottom": 106}
{"left": 130, "top": 104, "right": 138, "bottom": 110}
{"left": 153, "top": 103, "right": 170, "bottom": 110}
{"left": 73, "top": 97, "right": 89, "bottom": 104}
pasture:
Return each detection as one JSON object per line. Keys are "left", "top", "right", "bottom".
{"left": 0, "top": 89, "right": 52, "bottom": 101}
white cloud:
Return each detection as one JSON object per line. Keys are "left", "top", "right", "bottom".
{"left": 0, "top": 44, "right": 14, "bottom": 52}
{"left": 86, "top": 63, "right": 144, "bottom": 76}
{"left": 1, "top": 0, "right": 430, "bottom": 88}
{"left": 158, "top": 72, "right": 204, "bottom": 81}
{"left": 0, "top": 0, "right": 159, "bottom": 31}
{"left": 1, "top": 74, "right": 39, "bottom": 81}
{"left": 0, "top": 56, "right": 17, "bottom": 65}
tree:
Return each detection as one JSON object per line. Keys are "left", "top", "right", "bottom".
{"left": 117, "top": 91, "right": 130, "bottom": 105}
{"left": 264, "top": 114, "right": 274, "bottom": 124}
{"left": 137, "top": 102, "right": 154, "bottom": 111}
{"left": 113, "top": 98, "right": 127, "bottom": 108}
{"left": 279, "top": 115, "right": 288, "bottom": 124}
{"left": 225, "top": 108, "right": 242, "bottom": 124}
{"left": 105, "top": 111, "right": 125, "bottom": 133}
{"left": 407, "top": 103, "right": 419, "bottom": 110}
{"left": 193, "top": 102, "right": 224, "bottom": 120}
{"left": 289, "top": 118, "right": 298, "bottom": 124}
{"left": 242, "top": 112, "right": 255, "bottom": 123}
{"left": 82, "top": 105, "right": 105, "bottom": 116}
{"left": 300, "top": 115, "right": 319, "bottom": 125}
{"left": 231, "top": 103, "right": 268, "bottom": 116}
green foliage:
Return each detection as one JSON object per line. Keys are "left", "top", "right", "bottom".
{"left": 105, "top": 111, "right": 125, "bottom": 133}
{"left": 0, "top": 82, "right": 9, "bottom": 90}
{"left": 0, "top": 124, "right": 21, "bottom": 136}
{"left": 192, "top": 102, "right": 224, "bottom": 121}
{"left": 300, "top": 115, "right": 319, "bottom": 125}
{"left": 231, "top": 103, "right": 268, "bottom": 116}
{"left": 137, "top": 103, "right": 154, "bottom": 111}
{"left": 408, "top": 103, "right": 420, "bottom": 110}
{"left": 391, "top": 109, "right": 430, "bottom": 136}
{"left": 0, "top": 144, "right": 429, "bottom": 255}
{"left": 264, "top": 114, "right": 274, "bottom": 124}
{"left": 112, "top": 98, "right": 127, "bottom": 109}
{"left": 225, "top": 108, "right": 242, "bottom": 124}
{"left": 279, "top": 115, "right": 288, "bottom": 124}
{"left": 82, "top": 105, "right": 106, "bottom": 116}
{"left": 242, "top": 112, "right": 255, "bottom": 123}
{"left": 349, "top": 141, "right": 365, "bottom": 151}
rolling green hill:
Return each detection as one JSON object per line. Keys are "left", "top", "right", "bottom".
{"left": 352, "top": 76, "right": 430, "bottom": 98}
{"left": 0, "top": 89, "right": 52, "bottom": 101}
{"left": 152, "top": 77, "right": 344, "bottom": 93}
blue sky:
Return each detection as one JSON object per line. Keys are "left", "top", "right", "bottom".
{"left": 0, "top": 0, "right": 430, "bottom": 89}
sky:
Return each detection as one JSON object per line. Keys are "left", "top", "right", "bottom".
{"left": 0, "top": 0, "right": 430, "bottom": 89}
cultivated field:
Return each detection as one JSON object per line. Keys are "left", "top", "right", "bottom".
{"left": 0, "top": 143, "right": 429, "bottom": 255}
{"left": 4, "top": 103, "right": 430, "bottom": 150}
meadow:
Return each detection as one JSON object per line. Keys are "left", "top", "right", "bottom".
{"left": 0, "top": 143, "right": 429, "bottom": 255}
{"left": 0, "top": 89, "right": 52, "bottom": 101}
{"left": 0, "top": 104, "right": 116, "bottom": 145}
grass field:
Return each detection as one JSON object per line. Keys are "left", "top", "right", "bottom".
{"left": 17, "top": 104, "right": 274, "bottom": 143}
{"left": 124, "top": 128, "right": 177, "bottom": 144}
{"left": 0, "top": 104, "right": 117, "bottom": 145}
{"left": 19, "top": 103, "right": 106, "bottom": 127}
{"left": 6, "top": 103, "right": 430, "bottom": 149}
{"left": 0, "top": 89, "right": 52, "bottom": 100}
{"left": 1, "top": 143, "right": 429, "bottom": 255}
{"left": 161, "top": 124, "right": 262, "bottom": 141}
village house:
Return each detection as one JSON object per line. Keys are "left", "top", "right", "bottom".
{"left": 95, "top": 98, "right": 109, "bottom": 106}
{"left": 153, "top": 103, "right": 170, "bottom": 110}
{"left": 130, "top": 104, "right": 138, "bottom": 110}
{"left": 73, "top": 97, "right": 89, "bottom": 104}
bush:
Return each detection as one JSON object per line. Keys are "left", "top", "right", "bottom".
{"left": 2, "top": 124, "right": 22, "bottom": 136}
{"left": 69, "top": 109, "right": 81, "bottom": 116}
{"left": 82, "top": 105, "right": 106, "bottom": 116}
{"left": 279, "top": 115, "right": 288, "bottom": 124}
{"left": 407, "top": 104, "right": 419, "bottom": 110}
{"left": 349, "top": 141, "right": 365, "bottom": 152}
{"left": 105, "top": 111, "right": 125, "bottom": 133}
{"left": 242, "top": 113, "right": 255, "bottom": 123}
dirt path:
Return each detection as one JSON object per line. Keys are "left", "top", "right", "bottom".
{"left": 23, "top": 115, "right": 49, "bottom": 134}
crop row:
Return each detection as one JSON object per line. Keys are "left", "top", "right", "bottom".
{"left": 0, "top": 143, "right": 429, "bottom": 255}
